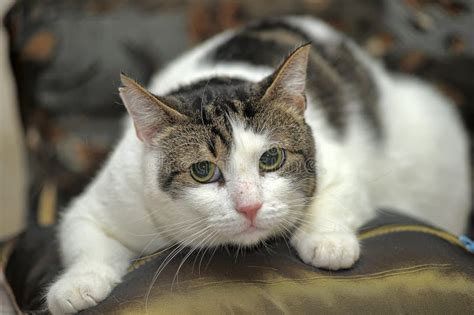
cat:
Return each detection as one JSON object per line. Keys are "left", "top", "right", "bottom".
{"left": 46, "top": 16, "right": 471, "bottom": 314}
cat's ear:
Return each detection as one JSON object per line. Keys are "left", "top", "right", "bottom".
{"left": 261, "top": 43, "right": 310, "bottom": 113}
{"left": 119, "top": 74, "right": 186, "bottom": 143}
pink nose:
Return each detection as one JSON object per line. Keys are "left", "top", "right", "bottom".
{"left": 236, "top": 203, "right": 262, "bottom": 221}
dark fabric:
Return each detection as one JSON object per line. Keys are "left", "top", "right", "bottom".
{"left": 4, "top": 227, "right": 60, "bottom": 312}
{"left": 5, "top": 211, "right": 474, "bottom": 314}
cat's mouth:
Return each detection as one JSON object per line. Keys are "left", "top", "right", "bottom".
{"left": 242, "top": 224, "right": 264, "bottom": 234}
{"left": 230, "top": 225, "right": 264, "bottom": 237}
{"left": 227, "top": 223, "right": 273, "bottom": 246}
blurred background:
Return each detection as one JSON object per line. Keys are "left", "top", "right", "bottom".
{"left": 1, "top": 0, "right": 474, "bottom": 236}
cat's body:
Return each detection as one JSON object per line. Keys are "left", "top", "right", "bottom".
{"left": 47, "top": 17, "right": 470, "bottom": 314}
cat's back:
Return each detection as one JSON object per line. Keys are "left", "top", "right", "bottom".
{"left": 150, "top": 16, "right": 383, "bottom": 138}
{"left": 149, "top": 17, "right": 353, "bottom": 95}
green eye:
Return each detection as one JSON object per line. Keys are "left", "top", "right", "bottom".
{"left": 259, "top": 147, "right": 285, "bottom": 172}
{"left": 190, "top": 161, "right": 221, "bottom": 183}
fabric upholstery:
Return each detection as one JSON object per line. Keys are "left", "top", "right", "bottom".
{"left": 5, "top": 211, "right": 474, "bottom": 314}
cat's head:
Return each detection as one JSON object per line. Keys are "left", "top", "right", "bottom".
{"left": 119, "top": 44, "right": 316, "bottom": 247}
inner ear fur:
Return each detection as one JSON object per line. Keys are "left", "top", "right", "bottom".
{"left": 119, "top": 73, "right": 186, "bottom": 143}
{"left": 261, "top": 43, "right": 311, "bottom": 113}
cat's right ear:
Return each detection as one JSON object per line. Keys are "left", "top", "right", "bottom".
{"left": 119, "top": 74, "right": 186, "bottom": 144}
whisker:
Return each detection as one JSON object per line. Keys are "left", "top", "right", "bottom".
{"left": 197, "top": 233, "right": 221, "bottom": 274}
{"left": 144, "top": 226, "right": 212, "bottom": 312}
{"left": 136, "top": 218, "right": 208, "bottom": 260}
{"left": 172, "top": 230, "right": 218, "bottom": 287}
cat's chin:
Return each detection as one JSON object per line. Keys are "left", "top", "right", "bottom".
{"left": 228, "top": 226, "right": 274, "bottom": 246}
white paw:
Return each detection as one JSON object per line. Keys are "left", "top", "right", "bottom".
{"left": 47, "top": 264, "right": 120, "bottom": 314}
{"left": 291, "top": 231, "right": 360, "bottom": 270}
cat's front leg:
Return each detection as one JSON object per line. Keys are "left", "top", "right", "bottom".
{"left": 291, "top": 228, "right": 361, "bottom": 270}
{"left": 47, "top": 261, "right": 123, "bottom": 314}
{"left": 47, "top": 211, "right": 135, "bottom": 314}
{"left": 291, "top": 173, "right": 374, "bottom": 270}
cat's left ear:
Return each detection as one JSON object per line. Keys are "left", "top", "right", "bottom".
{"left": 261, "top": 43, "right": 310, "bottom": 113}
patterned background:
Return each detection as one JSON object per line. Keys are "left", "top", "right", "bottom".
{"left": 4, "top": 0, "right": 474, "bottom": 231}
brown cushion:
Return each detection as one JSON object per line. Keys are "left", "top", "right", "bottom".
{"left": 5, "top": 211, "right": 474, "bottom": 313}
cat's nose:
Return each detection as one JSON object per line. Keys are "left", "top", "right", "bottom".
{"left": 236, "top": 202, "right": 262, "bottom": 221}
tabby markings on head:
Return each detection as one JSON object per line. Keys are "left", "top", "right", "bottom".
{"left": 210, "top": 18, "right": 381, "bottom": 138}
{"left": 119, "top": 45, "right": 317, "bottom": 201}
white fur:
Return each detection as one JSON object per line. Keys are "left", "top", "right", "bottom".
{"left": 47, "top": 17, "right": 471, "bottom": 314}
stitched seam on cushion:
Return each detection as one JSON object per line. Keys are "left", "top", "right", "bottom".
{"left": 158, "top": 265, "right": 453, "bottom": 290}
{"left": 129, "top": 224, "right": 465, "bottom": 273}
{"left": 357, "top": 225, "right": 463, "bottom": 248}
{"left": 141, "top": 264, "right": 452, "bottom": 290}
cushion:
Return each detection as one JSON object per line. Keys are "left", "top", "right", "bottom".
{"left": 5, "top": 211, "right": 474, "bottom": 313}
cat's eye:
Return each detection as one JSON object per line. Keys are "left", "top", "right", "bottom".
{"left": 259, "top": 147, "right": 285, "bottom": 172}
{"left": 190, "top": 161, "right": 221, "bottom": 183}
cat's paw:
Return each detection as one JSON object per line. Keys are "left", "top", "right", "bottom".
{"left": 291, "top": 231, "right": 360, "bottom": 270}
{"left": 47, "top": 264, "right": 120, "bottom": 314}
